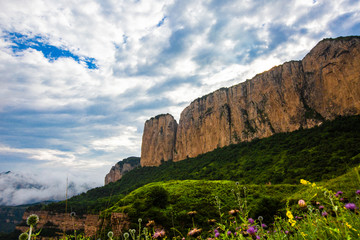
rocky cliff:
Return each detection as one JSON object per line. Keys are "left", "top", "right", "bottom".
{"left": 105, "top": 157, "right": 140, "bottom": 185}
{"left": 140, "top": 36, "right": 360, "bottom": 165}
{"left": 140, "top": 114, "right": 178, "bottom": 167}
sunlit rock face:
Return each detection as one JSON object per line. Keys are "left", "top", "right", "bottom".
{"left": 140, "top": 114, "right": 178, "bottom": 167}
{"left": 140, "top": 37, "right": 360, "bottom": 165}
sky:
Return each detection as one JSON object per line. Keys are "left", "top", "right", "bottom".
{"left": 0, "top": 0, "right": 360, "bottom": 205}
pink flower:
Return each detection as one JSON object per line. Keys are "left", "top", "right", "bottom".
{"left": 298, "top": 199, "right": 306, "bottom": 207}
{"left": 345, "top": 203, "right": 357, "bottom": 211}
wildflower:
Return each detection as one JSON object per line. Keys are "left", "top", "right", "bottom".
{"left": 322, "top": 211, "right": 328, "bottom": 217}
{"left": 187, "top": 211, "right": 197, "bottom": 217}
{"left": 18, "top": 233, "right": 29, "bottom": 240}
{"left": 261, "top": 223, "right": 267, "bottom": 228}
{"left": 337, "top": 191, "right": 344, "bottom": 195}
{"left": 298, "top": 199, "right": 306, "bottom": 208}
{"left": 300, "top": 179, "right": 311, "bottom": 185}
{"left": 346, "top": 222, "right": 357, "bottom": 231}
{"left": 247, "top": 226, "right": 256, "bottom": 235}
{"left": 316, "top": 202, "right": 320, "bottom": 205}
{"left": 229, "top": 209, "right": 239, "bottom": 216}
{"left": 248, "top": 218, "right": 255, "bottom": 224}
{"left": 188, "top": 228, "right": 202, "bottom": 237}
{"left": 345, "top": 203, "right": 357, "bottom": 211}
{"left": 227, "top": 230, "right": 232, "bottom": 236}
{"left": 356, "top": 190, "right": 360, "bottom": 195}
{"left": 26, "top": 214, "right": 39, "bottom": 226}
{"left": 146, "top": 220, "right": 155, "bottom": 227}
{"left": 214, "top": 232, "right": 220, "bottom": 238}
{"left": 208, "top": 219, "right": 216, "bottom": 225}
{"left": 26, "top": 214, "right": 39, "bottom": 240}
{"left": 124, "top": 233, "right": 130, "bottom": 239}
{"left": 256, "top": 235, "right": 261, "bottom": 239}
{"left": 258, "top": 216, "right": 263, "bottom": 221}
{"left": 153, "top": 230, "right": 166, "bottom": 239}
{"left": 107, "top": 231, "right": 114, "bottom": 239}
{"left": 285, "top": 230, "right": 289, "bottom": 234}
{"left": 286, "top": 210, "right": 296, "bottom": 226}
{"left": 319, "top": 205, "right": 324, "bottom": 210}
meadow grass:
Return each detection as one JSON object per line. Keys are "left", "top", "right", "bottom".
{"left": 20, "top": 167, "right": 360, "bottom": 239}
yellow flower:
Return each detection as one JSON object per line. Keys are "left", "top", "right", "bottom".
{"left": 286, "top": 210, "right": 294, "bottom": 219}
{"left": 346, "top": 222, "right": 357, "bottom": 231}
{"left": 300, "top": 179, "right": 308, "bottom": 185}
{"left": 286, "top": 210, "right": 296, "bottom": 226}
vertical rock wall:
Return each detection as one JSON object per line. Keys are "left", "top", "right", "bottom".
{"left": 140, "top": 36, "right": 360, "bottom": 166}
{"left": 140, "top": 114, "right": 178, "bottom": 167}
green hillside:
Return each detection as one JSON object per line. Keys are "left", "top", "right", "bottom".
{"left": 39, "top": 115, "right": 360, "bottom": 215}
{"left": 102, "top": 180, "right": 303, "bottom": 233}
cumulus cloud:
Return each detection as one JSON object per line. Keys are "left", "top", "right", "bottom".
{"left": 0, "top": 171, "right": 95, "bottom": 206}
{"left": 0, "top": 0, "right": 359, "bottom": 204}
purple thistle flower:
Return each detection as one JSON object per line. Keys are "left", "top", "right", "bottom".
{"left": 261, "top": 223, "right": 267, "bottom": 228}
{"left": 227, "top": 231, "right": 232, "bottom": 236}
{"left": 356, "top": 190, "right": 360, "bottom": 195}
{"left": 285, "top": 231, "right": 289, "bottom": 234}
{"left": 319, "top": 205, "right": 324, "bottom": 210}
{"left": 247, "top": 226, "right": 256, "bottom": 235}
{"left": 214, "top": 232, "right": 220, "bottom": 238}
{"left": 337, "top": 191, "right": 344, "bottom": 195}
{"left": 248, "top": 218, "right": 255, "bottom": 224}
{"left": 234, "top": 232, "right": 237, "bottom": 236}
{"left": 256, "top": 235, "right": 261, "bottom": 239}
{"left": 345, "top": 203, "right": 357, "bottom": 210}
{"left": 322, "top": 211, "right": 328, "bottom": 217}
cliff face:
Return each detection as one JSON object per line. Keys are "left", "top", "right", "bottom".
{"left": 139, "top": 37, "right": 360, "bottom": 165}
{"left": 173, "top": 37, "right": 360, "bottom": 161}
{"left": 140, "top": 114, "right": 178, "bottom": 167}
{"left": 105, "top": 157, "right": 140, "bottom": 185}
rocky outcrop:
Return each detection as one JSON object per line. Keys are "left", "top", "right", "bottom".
{"left": 140, "top": 114, "right": 178, "bottom": 167}
{"left": 105, "top": 157, "right": 140, "bottom": 185}
{"left": 16, "top": 211, "right": 101, "bottom": 239}
{"left": 140, "top": 36, "right": 360, "bottom": 165}
{"left": 16, "top": 211, "right": 130, "bottom": 239}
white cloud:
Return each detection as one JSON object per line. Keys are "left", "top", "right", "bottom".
{"left": 0, "top": 171, "right": 95, "bottom": 206}
{"left": 0, "top": 0, "right": 359, "bottom": 205}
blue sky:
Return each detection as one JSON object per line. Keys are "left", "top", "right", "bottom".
{"left": 0, "top": 0, "right": 360, "bottom": 205}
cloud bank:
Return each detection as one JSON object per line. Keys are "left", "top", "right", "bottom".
{"left": 0, "top": 0, "right": 359, "bottom": 205}
{"left": 0, "top": 171, "right": 95, "bottom": 206}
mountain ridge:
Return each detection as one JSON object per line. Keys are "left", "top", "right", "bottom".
{"left": 140, "top": 36, "right": 360, "bottom": 166}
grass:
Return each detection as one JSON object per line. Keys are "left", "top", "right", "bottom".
{"left": 16, "top": 166, "right": 360, "bottom": 239}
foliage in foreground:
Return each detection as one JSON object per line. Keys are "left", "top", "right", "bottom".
{"left": 19, "top": 173, "right": 360, "bottom": 239}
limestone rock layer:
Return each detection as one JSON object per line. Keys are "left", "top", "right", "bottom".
{"left": 141, "top": 36, "right": 360, "bottom": 165}
{"left": 140, "top": 114, "right": 178, "bottom": 167}
{"left": 105, "top": 157, "right": 140, "bottom": 185}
